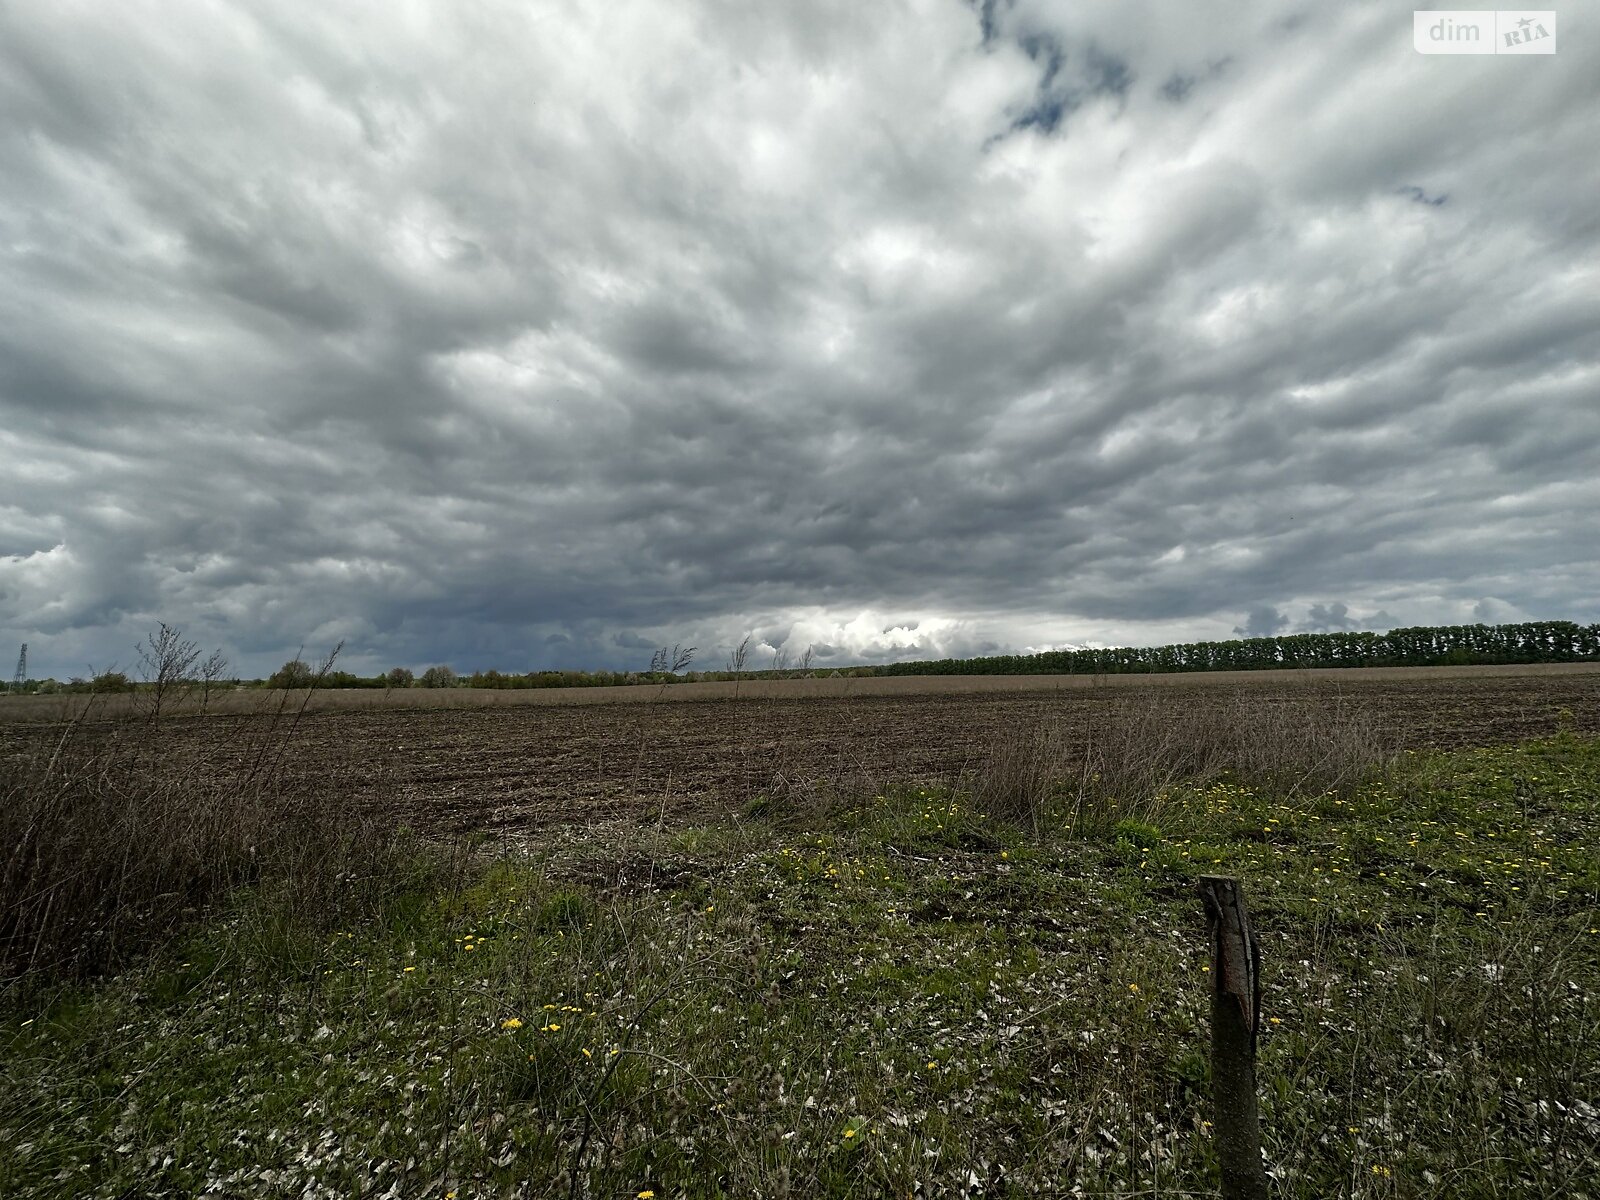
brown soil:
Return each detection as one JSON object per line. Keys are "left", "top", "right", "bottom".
{"left": 8, "top": 667, "right": 1590, "bottom": 837}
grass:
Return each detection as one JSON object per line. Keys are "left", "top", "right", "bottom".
{"left": 2, "top": 731, "right": 1597, "bottom": 1197}
{"left": 0, "top": 695, "right": 425, "bottom": 984}
{"left": 969, "top": 689, "right": 1396, "bottom": 837}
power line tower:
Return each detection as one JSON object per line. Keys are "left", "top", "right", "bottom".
{"left": 12, "top": 643, "right": 26, "bottom": 691}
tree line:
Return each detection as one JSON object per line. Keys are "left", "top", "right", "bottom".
{"left": 871, "top": 621, "right": 1600, "bottom": 677}
{"left": 5, "top": 620, "right": 1595, "bottom": 698}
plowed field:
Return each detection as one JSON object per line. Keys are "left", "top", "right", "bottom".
{"left": 9, "top": 666, "right": 1592, "bottom": 836}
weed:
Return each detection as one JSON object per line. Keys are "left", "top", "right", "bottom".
{"left": 0, "top": 649, "right": 428, "bottom": 989}
{"left": 971, "top": 690, "right": 1397, "bottom": 837}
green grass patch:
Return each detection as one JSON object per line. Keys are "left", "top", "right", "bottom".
{"left": 2, "top": 735, "right": 1597, "bottom": 1198}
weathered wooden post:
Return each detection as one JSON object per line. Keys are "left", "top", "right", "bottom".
{"left": 1198, "top": 875, "right": 1269, "bottom": 1200}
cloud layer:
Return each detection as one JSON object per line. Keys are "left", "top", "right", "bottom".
{"left": 2, "top": 0, "right": 1597, "bottom": 677}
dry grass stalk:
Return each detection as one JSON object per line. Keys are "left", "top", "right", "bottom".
{"left": 972, "top": 690, "right": 1398, "bottom": 835}
{"left": 0, "top": 650, "right": 425, "bottom": 988}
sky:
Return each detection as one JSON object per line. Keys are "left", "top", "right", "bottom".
{"left": 2, "top": 1, "right": 1597, "bottom": 680}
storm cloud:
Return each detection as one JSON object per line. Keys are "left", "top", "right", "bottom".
{"left": 2, "top": 0, "right": 1597, "bottom": 678}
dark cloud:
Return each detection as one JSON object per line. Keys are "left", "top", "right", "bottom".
{"left": 1301, "top": 602, "right": 1396, "bottom": 634}
{"left": 1234, "top": 608, "right": 1290, "bottom": 639}
{"left": 1, "top": 1, "right": 1596, "bottom": 680}
{"left": 612, "top": 633, "right": 659, "bottom": 652}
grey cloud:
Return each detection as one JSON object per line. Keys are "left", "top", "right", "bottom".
{"left": 612, "top": 632, "right": 659, "bottom": 651}
{"left": 1, "top": 0, "right": 1596, "bottom": 680}
{"left": 1300, "top": 602, "right": 1397, "bottom": 634}
{"left": 1160, "top": 58, "right": 1232, "bottom": 104}
{"left": 1234, "top": 608, "right": 1290, "bottom": 639}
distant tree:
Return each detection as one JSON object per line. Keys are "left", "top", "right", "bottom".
{"left": 198, "top": 648, "right": 230, "bottom": 709}
{"left": 726, "top": 634, "right": 751, "bottom": 674}
{"left": 269, "top": 659, "right": 316, "bottom": 689}
{"left": 321, "top": 670, "right": 385, "bottom": 689}
{"left": 136, "top": 622, "right": 202, "bottom": 722}
{"left": 420, "top": 665, "right": 458, "bottom": 688}
{"left": 386, "top": 667, "right": 415, "bottom": 689}
{"left": 92, "top": 670, "right": 133, "bottom": 693}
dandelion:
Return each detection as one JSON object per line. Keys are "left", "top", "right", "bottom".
{"left": 501, "top": 1017, "right": 524, "bottom": 1030}
{"left": 638, "top": 1192, "right": 655, "bottom": 1199}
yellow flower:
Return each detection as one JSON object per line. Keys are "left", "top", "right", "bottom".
{"left": 501, "top": 1017, "right": 523, "bottom": 1030}
{"left": 638, "top": 1192, "right": 656, "bottom": 1199}
{"left": 1128, "top": 983, "right": 1140, "bottom": 993}
{"left": 544, "top": 1023, "right": 562, "bottom": 1032}
{"left": 843, "top": 1128, "right": 856, "bottom": 1140}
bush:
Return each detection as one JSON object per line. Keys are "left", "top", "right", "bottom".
{"left": 386, "top": 667, "right": 415, "bottom": 689}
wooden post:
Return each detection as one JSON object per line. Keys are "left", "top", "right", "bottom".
{"left": 1198, "top": 875, "right": 1269, "bottom": 1200}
